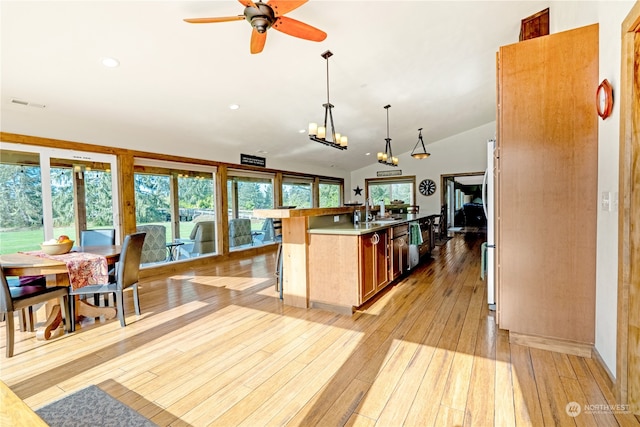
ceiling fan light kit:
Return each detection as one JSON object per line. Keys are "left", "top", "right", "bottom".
{"left": 308, "top": 50, "right": 348, "bottom": 150}
{"left": 184, "top": 0, "right": 326, "bottom": 54}
{"left": 377, "top": 105, "right": 399, "bottom": 166}
{"left": 411, "top": 128, "right": 431, "bottom": 159}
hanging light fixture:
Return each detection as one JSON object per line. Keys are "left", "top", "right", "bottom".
{"left": 377, "top": 105, "right": 398, "bottom": 166}
{"left": 308, "top": 50, "right": 348, "bottom": 150}
{"left": 410, "top": 128, "right": 431, "bottom": 159}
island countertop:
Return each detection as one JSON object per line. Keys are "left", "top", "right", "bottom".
{"left": 308, "top": 213, "right": 429, "bottom": 235}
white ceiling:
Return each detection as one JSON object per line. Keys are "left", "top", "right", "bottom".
{"left": 0, "top": 1, "right": 547, "bottom": 173}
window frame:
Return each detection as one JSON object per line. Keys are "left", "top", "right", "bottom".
{"left": 364, "top": 175, "right": 417, "bottom": 206}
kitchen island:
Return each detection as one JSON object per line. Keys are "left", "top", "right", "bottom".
{"left": 253, "top": 207, "right": 434, "bottom": 313}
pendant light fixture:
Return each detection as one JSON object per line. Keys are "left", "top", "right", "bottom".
{"left": 410, "top": 128, "right": 431, "bottom": 159}
{"left": 377, "top": 104, "right": 398, "bottom": 166}
{"left": 308, "top": 50, "right": 348, "bottom": 150}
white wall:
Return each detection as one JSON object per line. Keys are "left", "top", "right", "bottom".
{"left": 551, "top": 0, "right": 634, "bottom": 379}
{"left": 350, "top": 122, "right": 494, "bottom": 216}
{"left": 349, "top": 1, "right": 635, "bottom": 379}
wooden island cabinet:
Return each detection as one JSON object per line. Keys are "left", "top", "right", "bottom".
{"left": 308, "top": 229, "right": 389, "bottom": 313}
{"left": 254, "top": 207, "right": 432, "bottom": 314}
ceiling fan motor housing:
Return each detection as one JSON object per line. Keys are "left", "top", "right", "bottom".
{"left": 244, "top": 3, "right": 275, "bottom": 33}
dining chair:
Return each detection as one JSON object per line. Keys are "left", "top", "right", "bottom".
{"left": 68, "top": 232, "right": 146, "bottom": 330}
{"left": 80, "top": 229, "right": 116, "bottom": 246}
{"left": 0, "top": 266, "right": 71, "bottom": 357}
{"left": 80, "top": 228, "right": 117, "bottom": 303}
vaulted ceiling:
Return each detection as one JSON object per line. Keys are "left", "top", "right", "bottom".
{"left": 0, "top": 1, "right": 547, "bottom": 173}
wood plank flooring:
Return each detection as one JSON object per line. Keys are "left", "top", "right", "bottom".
{"left": 1, "top": 234, "right": 638, "bottom": 426}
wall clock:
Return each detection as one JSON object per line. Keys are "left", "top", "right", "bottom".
{"left": 596, "top": 79, "right": 613, "bottom": 120}
{"left": 419, "top": 179, "right": 436, "bottom": 196}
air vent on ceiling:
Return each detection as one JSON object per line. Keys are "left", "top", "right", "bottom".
{"left": 10, "top": 98, "right": 46, "bottom": 108}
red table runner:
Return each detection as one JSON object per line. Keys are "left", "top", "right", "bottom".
{"left": 20, "top": 250, "right": 109, "bottom": 290}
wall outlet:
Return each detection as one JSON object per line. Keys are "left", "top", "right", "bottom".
{"left": 334, "top": 215, "right": 340, "bottom": 222}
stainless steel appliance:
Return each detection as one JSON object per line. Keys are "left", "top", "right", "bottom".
{"left": 482, "top": 139, "right": 496, "bottom": 311}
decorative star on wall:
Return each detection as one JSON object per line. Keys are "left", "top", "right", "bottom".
{"left": 353, "top": 186, "right": 363, "bottom": 196}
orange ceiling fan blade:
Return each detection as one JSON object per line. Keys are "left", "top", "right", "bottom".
{"left": 272, "top": 16, "right": 326, "bottom": 42}
{"left": 267, "top": 0, "right": 308, "bottom": 17}
{"left": 250, "top": 28, "right": 267, "bottom": 54}
{"left": 184, "top": 16, "right": 245, "bottom": 24}
{"left": 238, "top": 0, "right": 260, "bottom": 8}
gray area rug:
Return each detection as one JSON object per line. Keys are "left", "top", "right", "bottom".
{"left": 35, "top": 385, "right": 157, "bottom": 427}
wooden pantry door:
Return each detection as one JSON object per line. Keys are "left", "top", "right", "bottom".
{"left": 496, "top": 24, "right": 598, "bottom": 346}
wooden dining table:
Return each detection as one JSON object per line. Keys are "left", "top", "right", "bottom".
{"left": 0, "top": 245, "right": 121, "bottom": 340}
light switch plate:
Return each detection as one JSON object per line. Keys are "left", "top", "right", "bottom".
{"left": 601, "top": 191, "right": 611, "bottom": 211}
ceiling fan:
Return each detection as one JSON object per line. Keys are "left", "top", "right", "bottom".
{"left": 184, "top": 0, "right": 327, "bottom": 54}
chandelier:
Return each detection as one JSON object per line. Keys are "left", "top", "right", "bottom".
{"left": 308, "top": 50, "right": 348, "bottom": 150}
{"left": 410, "top": 128, "right": 431, "bottom": 159}
{"left": 377, "top": 105, "right": 398, "bottom": 166}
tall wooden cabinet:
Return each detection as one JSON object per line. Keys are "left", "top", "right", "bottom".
{"left": 496, "top": 24, "right": 598, "bottom": 350}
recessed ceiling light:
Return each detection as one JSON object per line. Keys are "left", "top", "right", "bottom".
{"left": 298, "top": 129, "right": 306, "bottom": 133}
{"left": 101, "top": 57, "right": 120, "bottom": 68}
{"left": 229, "top": 104, "right": 240, "bottom": 110}
{"left": 365, "top": 152, "right": 371, "bottom": 156}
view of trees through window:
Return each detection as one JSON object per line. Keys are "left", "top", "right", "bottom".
{"left": 1, "top": 146, "right": 118, "bottom": 254}
{"left": 228, "top": 177, "right": 273, "bottom": 218}
{"left": 134, "top": 170, "right": 216, "bottom": 244}
{"left": 282, "top": 181, "right": 312, "bottom": 208}
{"left": 367, "top": 179, "right": 414, "bottom": 205}
{"left": 0, "top": 163, "right": 46, "bottom": 254}
{"left": 319, "top": 182, "right": 341, "bottom": 207}
{"left": 1, "top": 145, "right": 344, "bottom": 257}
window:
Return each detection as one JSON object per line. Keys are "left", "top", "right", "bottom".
{"left": 134, "top": 159, "right": 217, "bottom": 262}
{"left": 365, "top": 176, "right": 416, "bottom": 205}
{"left": 227, "top": 171, "right": 274, "bottom": 220}
{"left": 227, "top": 170, "right": 274, "bottom": 249}
{"left": 319, "top": 180, "right": 342, "bottom": 207}
{"left": 0, "top": 143, "right": 119, "bottom": 254}
{"left": 282, "top": 176, "right": 312, "bottom": 208}
{"left": 0, "top": 148, "right": 44, "bottom": 254}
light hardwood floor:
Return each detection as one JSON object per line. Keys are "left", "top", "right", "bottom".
{"left": 1, "top": 235, "right": 638, "bottom": 426}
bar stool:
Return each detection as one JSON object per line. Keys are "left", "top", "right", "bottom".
{"left": 273, "top": 219, "right": 283, "bottom": 300}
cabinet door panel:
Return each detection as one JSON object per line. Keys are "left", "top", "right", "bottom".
{"left": 497, "top": 24, "right": 598, "bottom": 343}
{"left": 360, "top": 234, "right": 377, "bottom": 302}
{"left": 375, "top": 230, "right": 389, "bottom": 290}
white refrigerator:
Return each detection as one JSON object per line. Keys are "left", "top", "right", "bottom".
{"left": 482, "top": 139, "right": 496, "bottom": 311}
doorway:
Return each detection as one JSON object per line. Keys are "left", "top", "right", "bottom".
{"left": 441, "top": 172, "right": 485, "bottom": 232}
{"left": 617, "top": 2, "right": 640, "bottom": 414}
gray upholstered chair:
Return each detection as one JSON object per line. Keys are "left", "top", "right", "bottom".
{"left": 69, "top": 232, "right": 146, "bottom": 329}
{"left": 228, "top": 218, "right": 253, "bottom": 247}
{"left": 135, "top": 225, "right": 167, "bottom": 264}
{"left": 189, "top": 221, "right": 216, "bottom": 256}
{"left": 80, "top": 229, "right": 116, "bottom": 246}
{"left": 0, "top": 266, "right": 71, "bottom": 357}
